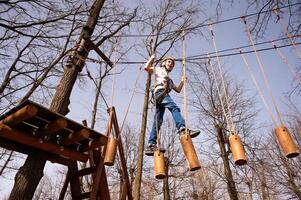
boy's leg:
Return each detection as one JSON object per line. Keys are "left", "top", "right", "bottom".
{"left": 145, "top": 106, "right": 165, "bottom": 156}
{"left": 164, "top": 95, "right": 200, "bottom": 138}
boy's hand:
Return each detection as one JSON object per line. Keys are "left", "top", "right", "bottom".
{"left": 144, "top": 55, "right": 155, "bottom": 71}
{"left": 181, "top": 76, "right": 187, "bottom": 82}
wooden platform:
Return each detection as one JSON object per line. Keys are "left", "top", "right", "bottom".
{"left": 0, "top": 100, "right": 107, "bottom": 165}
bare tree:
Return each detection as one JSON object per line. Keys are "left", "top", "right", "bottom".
{"left": 132, "top": 1, "right": 203, "bottom": 199}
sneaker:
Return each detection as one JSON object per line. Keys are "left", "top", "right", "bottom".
{"left": 145, "top": 144, "right": 166, "bottom": 156}
{"left": 178, "top": 127, "right": 200, "bottom": 138}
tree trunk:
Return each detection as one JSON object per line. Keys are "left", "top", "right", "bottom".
{"left": 9, "top": 1, "right": 105, "bottom": 199}
{"left": 133, "top": 73, "right": 151, "bottom": 200}
{"left": 258, "top": 162, "right": 269, "bottom": 200}
{"left": 215, "top": 125, "right": 238, "bottom": 200}
{"left": 283, "top": 158, "right": 301, "bottom": 199}
{"left": 163, "top": 157, "right": 170, "bottom": 200}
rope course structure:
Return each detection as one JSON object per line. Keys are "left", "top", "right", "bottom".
{"left": 208, "top": 24, "right": 248, "bottom": 165}
{"left": 240, "top": 17, "right": 299, "bottom": 158}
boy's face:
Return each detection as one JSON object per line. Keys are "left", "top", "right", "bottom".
{"left": 165, "top": 59, "right": 174, "bottom": 71}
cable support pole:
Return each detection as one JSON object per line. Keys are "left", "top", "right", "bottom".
{"left": 271, "top": 41, "right": 301, "bottom": 86}
{"left": 182, "top": 30, "right": 189, "bottom": 136}
{"left": 272, "top": 8, "right": 301, "bottom": 59}
{"left": 209, "top": 24, "right": 236, "bottom": 134}
{"left": 152, "top": 54, "right": 161, "bottom": 151}
{"left": 242, "top": 17, "right": 284, "bottom": 126}
{"left": 238, "top": 48, "right": 277, "bottom": 128}
{"left": 207, "top": 56, "right": 232, "bottom": 132}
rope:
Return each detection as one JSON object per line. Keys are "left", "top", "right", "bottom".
{"left": 242, "top": 17, "right": 284, "bottom": 126}
{"left": 238, "top": 49, "right": 277, "bottom": 128}
{"left": 119, "top": 65, "right": 144, "bottom": 133}
{"left": 209, "top": 24, "right": 236, "bottom": 134}
{"left": 271, "top": 41, "right": 301, "bottom": 86}
{"left": 207, "top": 56, "right": 232, "bottom": 132}
{"left": 67, "top": 35, "right": 300, "bottom": 65}
{"left": 182, "top": 30, "right": 189, "bottom": 138}
{"left": 272, "top": 8, "right": 301, "bottom": 59}
{"left": 85, "top": 66, "right": 109, "bottom": 109}
{"left": 102, "top": 2, "right": 301, "bottom": 38}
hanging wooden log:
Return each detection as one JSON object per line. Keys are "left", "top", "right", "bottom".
{"left": 154, "top": 150, "right": 166, "bottom": 179}
{"left": 229, "top": 134, "right": 247, "bottom": 165}
{"left": 180, "top": 134, "right": 201, "bottom": 171}
{"left": 0, "top": 123, "right": 88, "bottom": 162}
{"left": 104, "top": 138, "right": 118, "bottom": 166}
{"left": 61, "top": 129, "right": 90, "bottom": 145}
{"left": 275, "top": 125, "right": 299, "bottom": 158}
{"left": 0, "top": 105, "right": 38, "bottom": 126}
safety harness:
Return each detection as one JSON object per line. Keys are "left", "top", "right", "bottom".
{"left": 151, "top": 76, "right": 173, "bottom": 105}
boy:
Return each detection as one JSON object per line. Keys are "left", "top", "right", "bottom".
{"left": 144, "top": 55, "right": 200, "bottom": 156}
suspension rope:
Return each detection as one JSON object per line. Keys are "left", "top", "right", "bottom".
{"left": 182, "top": 30, "right": 189, "bottom": 137}
{"left": 119, "top": 65, "right": 144, "bottom": 134}
{"left": 85, "top": 66, "right": 109, "bottom": 109}
{"left": 103, "top": 2, "right": 301, "bottom": 38}
{"left": 67, "top": 35, "right": 300, "bottom": 65}
{"left": 272, "top": 8, "right": 301, "bottom": 59}
{"left": 209, "top": 24, "right": 236, "bottom": 134}
{"left": 242, "top": 17, "right": 284, "bottom": 126}
{"left": 271, "top": 41, "right": 301, "bottom": 87}
{"left": 207, "top": 56, "right": 232, "bottom": 132}
{"left": 238, "top": 49, "right": 277, "bottom": 128}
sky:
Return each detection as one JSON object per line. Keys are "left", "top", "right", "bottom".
{"left": 1, "top": 0, "right": 300, "bottom": 198}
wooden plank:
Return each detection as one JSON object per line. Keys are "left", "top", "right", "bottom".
{"left": 78, "top": 192, "right": 90, "bottom": 199}
{"left": 0, "top": 124, "right": 88, "bottom": 162}
{"left": 86, "top": 38, "right": 113, "bottom": 68}
{"left": 61, "top": 128, "right": 90, "bottom": 145}
{"left": 69, "top": 161, "right": 82, "bottom": 198}
{"left": 0, "top": 137, "right": 72, "bottom": 166}
{"left": 35, "top": 118, "right": 67, "bottom": 138}
{"left": 58, "top": 171, "right": 70, "bottom": 200}
{"left": 111, "top": 107, "right": 132, "bottom": 200}
{"left": 1, "top": 105, "right": 38, "bottom": 126}
{"left": 89, "top": 158, "right": 105, "bottom": 200}
{"left": 79, "top": 137, "right": 107, "bottom": 152}
{"left": 99, "top": 167, "right": 111, "bottom": 200}
{"left": 74, "top": 166, "right": 97, "bottom": 177}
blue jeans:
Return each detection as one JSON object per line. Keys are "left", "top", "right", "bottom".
{"left": 148, "top": 90, "right": 185, "bottom": 145}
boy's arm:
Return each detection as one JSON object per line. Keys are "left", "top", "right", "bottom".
{"left": 173, "top": 76, "right": 186, "bottom": 93}
{"left": 144, "top": 55, "right": 155, "bottom": 73}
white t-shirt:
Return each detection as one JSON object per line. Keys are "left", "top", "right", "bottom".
{"left": 154, "top": 67, "right": 174, "bottom": 93}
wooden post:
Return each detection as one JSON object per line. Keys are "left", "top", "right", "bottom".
{"left": 229, "top": 134, "right": 247, "bottom": 165}
{"left": 275, "top": 125, "right": 299, "bottom": 158}
{"left": 180, "top": 134, "right": 201, "bottom": 171}
{"left": 1, "top": 105, "right": 38, "bottom": 126}
{"left": 153, "top": 150, "right": 166, "bottom": 179}
{"left": 35, "top": 118, "right": 67, "bottom": 138}
{"left": 61, "top": 128, "right": 90, "bottom": 145}
{"left": 0, "top": 124, "right": 88, "bottom": 162}
{"left": 104, "top": 138, "right": 118, "bottom": 166}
